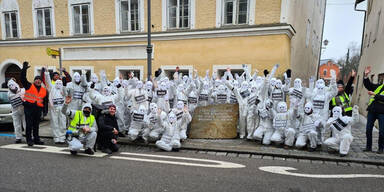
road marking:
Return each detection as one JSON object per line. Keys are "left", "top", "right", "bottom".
{"left": 0, "top": 144, "right": 245, "bottom": 169}
{"left": 110, "top": 152, "right": 246, "bottom": 168}
{"left": 0, "top": 144, "right": 107, "bottom": 157}
{"left": 0, "top": 134, "right": 15, "bottom": 137}
{"left": 259, "top": 166, "right": 384, "bottom": 179}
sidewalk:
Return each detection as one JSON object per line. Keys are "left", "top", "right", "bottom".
{"left": 38, "top": 117, "right": 384, "bottom": 165}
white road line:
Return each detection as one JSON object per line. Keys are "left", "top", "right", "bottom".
{"left": 0, "top": 144, "right": 107, "bottom": 157}
{"left": 111, "top": 152, "right": 245, "bottom": 168}
{"left": 0, "top": 144, "right": 245, "bottom": 169}
{"left": 259, "top": 166, "right": 384, "bottom": 179}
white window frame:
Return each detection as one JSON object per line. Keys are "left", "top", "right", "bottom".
{"left": 1, "top": 11, "right": 20, "bottom": 39}
{"left": 213, "top": 64, "right": 251, "bottom": 77}
{"left": 220, "top": 0, "right": 251, "bottom": 26}
{"left": 0, "top": 0, "right": 22, "bottom": 40}
{"left": 161, "top": 65, "right": 193, "bottom": 78}
{"left": 115, "top": 0, "right": 144, "bottom": 33}
{"left": 115, "top": 66, "right": 144, "bottom": 80}
{"left": 34, "top": 66, "right": 57, "bottom": 77}
{"left": 162, "top": 0, "right": 195, "bottom": 31}
{"left": 32, "top": 0, "right": 55, "bottom": 38}
{"left": 34, "top": 8, "right": 54, "bottom": 37}
{"left": 68, "top": 0, "right": 94, "bottom": 36}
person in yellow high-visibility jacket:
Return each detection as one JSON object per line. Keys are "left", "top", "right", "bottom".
{"left": 61, "top": 96, "right": 97, "bottom": 155}
{"left": 330, "top": 70, "right": 356, "bottom": 117}
{"left": 363, "top": 66, "right": 384, "bottom": 154}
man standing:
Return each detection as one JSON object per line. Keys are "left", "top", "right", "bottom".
{"left": 21, "top": 61, "right": 47, "bottom": 146}
{"left": 330, "top": 70, "right": 356, "bottom": 116}
{"left": 363, "top": 66, "right": 384, "bottom": 154}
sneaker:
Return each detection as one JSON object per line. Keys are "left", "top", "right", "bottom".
{"left": 84, "top": 148, "right": 94, "bottom": 155}
{"left": 340, "top": 154, "right": 347, "bottom": 157}
{"left": 15, "top": 139, "right": 22, "bottom": 144}
{"left": 377, "top": 149, "right": 384, "bottom": 154}
{"left": 34, "top": 140, "right": 45, "bottom": 145}
{"left": 101, "top": 148, "right": 113, "bottom": 154}
{"left": 70, "top": 150, "right": 77, "bottom": 155}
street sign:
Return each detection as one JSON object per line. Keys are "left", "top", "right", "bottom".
{"left": 46, "top": 48, "right": 60, "bottom": 56}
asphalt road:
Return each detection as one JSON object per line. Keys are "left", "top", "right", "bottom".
{"left": 0, "top": 131, "right": 384, "bottom": 192}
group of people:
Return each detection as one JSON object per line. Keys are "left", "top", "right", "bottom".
{"left": 7, "top": 60, "right": 384, "bottom": 157}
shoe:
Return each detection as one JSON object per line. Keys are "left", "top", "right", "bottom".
{"left": 84, "top": 148, "right": 94, "bottom": 155}
{"left": 377, "top": 149, "right": 384, "bottom": 154}
{"left": 34, "top": 140, "right": 45, "bottom": 145}
{"left": 118, "top": 132, "right": 126, "bottom": 137}
{"left": 340, "top": 154, "right": 347, "bottom": 157}
{"left": 363, "top": 148, "right": 372, "bottom": 152}
{"left": 27, "top": 141, "right": 34, "bottom": 146}
{"left": 15, "top": 139, "right": 22, "bottom": 144}
{"left": 101, "top": 148, "right": 113, "bottom": 154}
{"left": 55, "top": 142, "right": 65, "bottom": 145}
{"left": 70, "top": 150, "right": 77, "bottom": 155}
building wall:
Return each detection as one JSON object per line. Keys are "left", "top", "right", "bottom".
{"left": 354, "top": 0, "right": 384, "bottom": 116}
{"left": 285, "top": 0, "right": 326, "bottom": 85}
{"left": 318, "top": 61, "right": 340, "bottom": 81}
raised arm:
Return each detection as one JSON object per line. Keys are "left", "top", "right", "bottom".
{"left": 20, "top": 62, "right": 32, "bottom": 89}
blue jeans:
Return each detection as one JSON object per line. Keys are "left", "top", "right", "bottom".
{"left": 366, "top": 111, "right": 384, "bottom": 150}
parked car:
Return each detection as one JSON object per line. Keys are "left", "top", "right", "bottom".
{"left": 0, "top": 89, "right": 13, "bottom": 124}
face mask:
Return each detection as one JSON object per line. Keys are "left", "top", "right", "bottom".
{"left": 294, "top": 79, "right": 302, "bottom": 89}
{"left": 102, "top": 87, "right": 111, "bottom": 96}
{"left": 91, "top": 74, "right": 98, "bottom": 83}
{"left": 251, "top": 86, "right": 257, "bottom": 93}
{"left": 136, "top": 81, "right": 143, "bottom": 89}
{"left": 74, "top": 75, "right": 81, "bottom": 83}
{"left": 150, "top": 103, "right": 158, "bottom": 114}
{"left": 332, "top": 107, "right": 342, "bottom": 118}
{"left": 270, "top": 78, "right": 276, "bottom": 87}
{"left": 275, "top": 80, "right": 282, "bottom": 89}
{"left": 316, "top": 79, "right": 325, "bottom": 90}
{"left": 277, "top": 102, "right": 287, "bottom": 113}
{"left": 138, "top": 106, "right": 146, "bottom": 114}
{"left": 83, "top": 110, "right": 91, "bottom": 117}
{"left": 218, "top": 85, "right": 226, "bottom": 93}
{"left": 168, "top": 113, "right": 177, "bottom": 123}
{"left": 304, "top": 103, "right": 313, "bottom": 114}
{"left": 176, "top": 101, "right": 184, "bottom": 110}
{"left": 55, "top": 80, "right": 63, "bottom": 89}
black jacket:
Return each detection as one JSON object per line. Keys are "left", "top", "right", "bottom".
{"left": 363, "top": 77, "right": 384, "bottom": 114}
{"left": 21, "top": 67, "right": 46, "bottom": 108}
{"left": 97, "top": 113, "right": 119, "bottom": 139}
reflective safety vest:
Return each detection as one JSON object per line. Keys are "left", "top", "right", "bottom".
{"left": 68, "top": 111, "right": 95, "bottom": 132}
{"left": 331, "top": 92, "right": 352, "bottom": 112}
{"left": 51, "top": 80, "right": 56, "bottom": 85}
{"left": 368, "top": 84, "right": 384, "bottom": 106}
{"left": 24, "top": 84, "right": 47, "bottom": 107}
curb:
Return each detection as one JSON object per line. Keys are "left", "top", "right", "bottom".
{"left": 38, "top": 135, "right": 384, "bottom": 166}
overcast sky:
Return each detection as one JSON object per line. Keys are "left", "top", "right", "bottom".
{"left": 321, "top": 0, "right": 366, "bottom": 61}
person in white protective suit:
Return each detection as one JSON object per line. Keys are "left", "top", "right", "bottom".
{"left": 197, "top": 79, "right": 212, "bottom": 107}
{"left": 187, "top": 81, "right": 199, "bottom": 115}
{"left": 89, "top": 84, "right": 123, "bottom": 109}
{"left": 170, "top": 101, "right": 192, "bottom": 149}
{"left": 253, "top": 99, "right": 274, "bottom": 145}
{"left": 245, "top": 79, "right": 263, "bottom": 140}
{"left": 289, "top": 78, "right": 306, "bottom": 113}
{"left": 270, "top": 70, "right": 291, "bottom": 109}
{"left": 145, "top": 81, "right": 154, "bottom": 104}
{"left": 305, "top": 72, "right": 338, "bottom": 144}
{"left": 156, "top": 112, "right": 178, "bottom": 151}
{"left": 324, "top": 106, "right": 359, "bottom": 157}
{"left": 153, "top": 81, "right": 170, "bottom": 113}
{"left": 7, "top": 79, "right": 26, "bottom": 143}
{"left": 121, "top": 80, "right": 132, "bottom": 134}
{"left": 66, "top": 72, "right": 88, "bottom": 111}
{"left": 174, "top": 83, "right": 192, "bottom": 107}
{"left": 89, "top": 73, "right": 102, "bottom": 93}
{"left": 295, "top": 102, "right": 321, "bottom": 151}
{"left": 127, "top": 105, "right": 147, "bottom": 141}
{"left": 125, "top": 80, "right": 149, "bottom": 112}
{"left": 142, "top": 103, "right": 167, "bottom": 142}
{"left": 270, "top": 102, "right": 297, "bottom": 147}
{"left": 62, "top": 99, "right": 97, "bottom": 155}
{"left": 212, "top": 84, "right": 229, "bottom": 104}
{"left": 45, "top": 72, "right": 67, "bottom": 144}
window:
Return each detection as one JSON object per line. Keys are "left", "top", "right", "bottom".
{"left": 120, "top": 0, "right": 140, "bottom": 32}
{"left": 218, "top": 69, "right": 244, "bottom": 79}
{"left": 223, "top": 0, "right": 248, "bottom": 25}
{"left": 167, "top": 0, "right": 190, "bottom": 29}
{"left": 72, "top": 4, "right": 90, "bottom": 34}
{"left": 164, "top": 69, "right": 189, "bottom": 80}
{"left": 323, "top": 69, "right": 327, "bottom": 76}
{"left": 119, "top": 70, "right": 141, "bottom": 80}
{"left": 3, "top": 11, "right": 18, "bottom": 38}
{"left": 34, "top": 66, "right": 56, "bottom": 77}
{"left": 36, "top": 8, "right": 52, "bottom": 36}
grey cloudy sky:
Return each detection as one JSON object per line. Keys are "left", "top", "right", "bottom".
{"left": 321, "top": 0, "right": 365, "bottom": 61}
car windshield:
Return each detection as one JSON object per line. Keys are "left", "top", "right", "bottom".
{"left": 0, "top": 91, "right": 9, "bottom": 104}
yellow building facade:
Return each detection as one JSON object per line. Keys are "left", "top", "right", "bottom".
{"left": 0, "top": 0, "right": 306, "bottom": 83}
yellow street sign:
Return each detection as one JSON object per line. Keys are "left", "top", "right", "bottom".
{"left": 46, "top": 48, "right": 60, "bottom": 56}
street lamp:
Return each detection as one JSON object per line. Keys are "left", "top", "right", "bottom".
{"left": 146, "top": 0, "right": 152, "bottom": 81}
